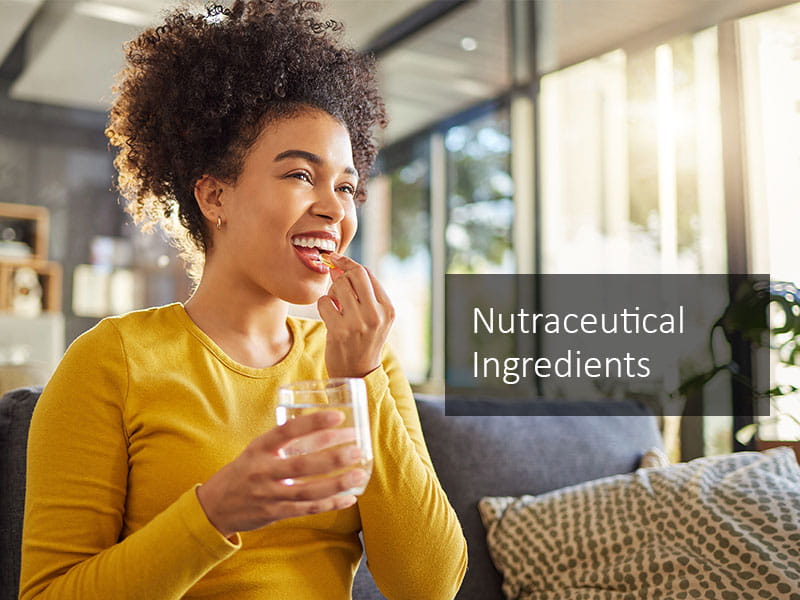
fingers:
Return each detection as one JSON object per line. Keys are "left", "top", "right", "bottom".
{"left": 199, "top": 415, "right": 366, "bottom": 535}
{"left": 254, "top": 430, "right": 365, "bottom": 499}
{"left": 317, "top": 294, "right": 339, "bottom": 321}
{"left": 264, "top": 442, "right": 366, "bottom": 513}
{"left": 271, "top": 438, "right": 361, "bottom": 481}
{"left": 325, "top": 253, "right": 384, "bottom": 315}
{"left": 330, "top": 275, "right": 362, "bottom": 316}
{"left": 271, "top": 493, "right": 359, "bottom": 518}
{"left": 328, "top": 261, "right": 344, "bottom": 282}
{"left": 261, "top": 414, "right": 363, "bottom": 484}
{"left": 287, "top": 425, "right": 358, "bottom": 454}
{"left": 258, "top": 409, "right": 344, "bottom": 453}
{"left": 329, "top": 253, "right": 389, "bottom": 307}
{"left": 278, "top": 467, "right": 368, "bottom": 502}
{"left": 319, "top": 252, "right": 395, "bottom": 378}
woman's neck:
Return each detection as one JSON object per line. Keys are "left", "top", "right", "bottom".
{"left": 183, "top": 269, "right": 293, "bottom": 369}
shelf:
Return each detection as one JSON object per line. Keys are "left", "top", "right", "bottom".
{"left": 0, "top": 203, "right": 61, "bottom": 315}
{"left": 0, "top": 202, "right": 50, "bottom": 262}
{"left": 0, "top": 259, "right": 62, "bottom": 314}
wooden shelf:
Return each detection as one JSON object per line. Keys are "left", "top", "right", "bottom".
{"left": 0, "top": 260, "right": 62, "bottom": 314}
{"left": 0, "top": 203, "right": 61, "bottom": 314}
{"left": 0, "top": 202, "right": 50, "bottom": 262}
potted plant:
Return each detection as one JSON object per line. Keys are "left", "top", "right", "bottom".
{"left": 677, "top": 279, "right": 800, "bottom": 460}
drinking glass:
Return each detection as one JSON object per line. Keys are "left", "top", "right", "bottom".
{"left": 276, "top": 378, "right": 373, "bottom": 496}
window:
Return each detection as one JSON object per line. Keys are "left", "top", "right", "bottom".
{"left": 372, "top": 1, "right": 797, "bottom": 447}
{"left": 369, "top": 0, "right": 512, "bottom": 385}
{"left": 539, "top": 30, "right": 726, "bottom": 275}
{"left": 740, "top": 3, "right": 800, "bottom": 441}
{"left": 367, "top": 139, "right": 432, "bottom": 383}
{"left": 445, "top": 107, "right": 514, "bottom": 274}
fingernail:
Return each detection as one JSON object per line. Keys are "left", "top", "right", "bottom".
{"left": 348, "top": 447, "right": 361, "bottom": 461}
{"left": 323, "top": 410, "right": 341, "bottom": 425}
{"left": 329, "top": 251, "right": 342, "bottom": 260}
{"left": 349, "top": 469, "right": 366, "bottom": 484}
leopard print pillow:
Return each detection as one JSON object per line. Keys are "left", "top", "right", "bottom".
{"left": 479, "top": 448, "right": 800, "bottom": 600}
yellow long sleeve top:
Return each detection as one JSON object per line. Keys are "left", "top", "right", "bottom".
{"left": 20, "top": 304, "right": 467, "bottom": 599}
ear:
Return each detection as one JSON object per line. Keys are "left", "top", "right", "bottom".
{"left": 194, "top": 174, "right": 226, "bottom": 226}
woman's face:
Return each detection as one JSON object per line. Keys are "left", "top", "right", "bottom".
{"left": 214, "top": 108, "right": 359, "bottom": 305}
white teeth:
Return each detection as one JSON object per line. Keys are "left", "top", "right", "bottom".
{"left": 291, "top": 237, "right": 336, "bottom": 252}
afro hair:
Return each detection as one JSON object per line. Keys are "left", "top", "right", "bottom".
{"left": 106, "top": 0, "right": 387, "bottom": 280}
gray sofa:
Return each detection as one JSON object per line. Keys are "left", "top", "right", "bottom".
{"left": 354, "top": 395, "right": 662, "bottom": 599}
{"left": 1, "top": 388, "right": 661, "bottom": 600}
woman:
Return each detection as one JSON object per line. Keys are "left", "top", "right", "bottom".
{"left": 19, "top": 1, "right": 467, "bottom": 598}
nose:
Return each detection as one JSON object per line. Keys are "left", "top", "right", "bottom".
{"left": 311, "top": 186, "right": 347, "bottom": 223}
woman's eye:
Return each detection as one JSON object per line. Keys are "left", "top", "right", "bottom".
{"left": 338, "top": 184, "right": 356, "bottom": 195}
{"left": 289, "top": 172, "right": 312, "bottom": 183}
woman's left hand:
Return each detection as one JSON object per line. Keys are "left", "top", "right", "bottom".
{"left": 317, "top": 252, "right": 395, "bottom": 378}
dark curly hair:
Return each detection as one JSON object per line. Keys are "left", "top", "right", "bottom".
{"left": 106, "top": 0, "right": 387, "bottom": 280}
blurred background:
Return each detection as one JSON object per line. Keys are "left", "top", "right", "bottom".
{"left": 0, "top": 0, "right": 798, "bottom": 458}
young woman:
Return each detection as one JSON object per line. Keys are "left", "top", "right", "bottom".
{"left": 19, "top": 2, "right": 467, "bottom": 598}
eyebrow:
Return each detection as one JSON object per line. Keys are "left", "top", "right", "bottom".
{"left": 273, "top": 149, "right": 358, "bottom": 177}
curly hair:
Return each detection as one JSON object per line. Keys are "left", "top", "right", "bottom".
{"left": 106, "top": 0, "right": 387, "bottom": 281}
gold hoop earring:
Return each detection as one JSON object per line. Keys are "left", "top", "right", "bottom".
{"left": 216, "top": 216, "right": 222, "bottom": 231}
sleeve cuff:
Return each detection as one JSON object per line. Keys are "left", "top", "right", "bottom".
{"left": 180, "top": 485, "right": 242, "bottom": 559}
{"left": 362, "top": 365, "right": 390, "bottom": 408}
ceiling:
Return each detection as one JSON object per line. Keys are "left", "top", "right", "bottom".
{"left": 1, "top": 0, "right": 432, "bottom": 118}
{"left": 0, "top": 0, "right": 795, "bottom": 144}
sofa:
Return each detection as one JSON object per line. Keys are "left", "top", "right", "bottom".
{"left": 1, "top": 387, "right": 662, "bottom": 600}
{"left": 353, "top": 395, "right": 663, "bottom": 599}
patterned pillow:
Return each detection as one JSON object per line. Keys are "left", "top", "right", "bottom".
{"left": 479, "top": 448, "right": 800, "bottom": 600}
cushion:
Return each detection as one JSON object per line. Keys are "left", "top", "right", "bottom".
{"left": 416, "top": 395, "right": 663, "bottom": 600}
{"left": 479, "top": 448, "right": 800, "bottom": 600}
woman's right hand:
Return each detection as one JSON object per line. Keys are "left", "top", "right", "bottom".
{"left": 196, "top": 410, "right": 366, "bottom": 538}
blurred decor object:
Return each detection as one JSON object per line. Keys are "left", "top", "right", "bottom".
{"left": 10, "top": 267, "right": 42, "bottom": 317}
{"left": 0, "top": 202, "right": 48, "bottom": 261}
{"left": 72, "top": 265, "right": 143, "bottom": 318}
{"left": 0, "top": 203, "right": 62, "bottom": 313}
{"left": 0, "top": 227, "right": 32, "bottom": 259}
{"left": 108, "top": 269, "right": 139, "bottom": 314}
{"left": 91, "top": 236, "right": 133, "bottom": 268}
{"left": 72, "top": 264, "right": 109, "bottom": 317}
{"left": 679, "top": 279, "right": 800, "bottom": 459}
{"left": 0, "top": 262, "right": 61, "bottom": 314}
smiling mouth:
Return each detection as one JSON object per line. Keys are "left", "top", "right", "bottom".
{"left": 291, "top": 236, "right": 337, "bottom": 271}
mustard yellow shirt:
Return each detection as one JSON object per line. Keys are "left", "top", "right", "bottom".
{"left": 20, "top": 304, "right": 466, "bottom": 599}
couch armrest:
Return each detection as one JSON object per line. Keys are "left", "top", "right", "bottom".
{"left": 0, "top": 386, "right": 42, "bottom": 599}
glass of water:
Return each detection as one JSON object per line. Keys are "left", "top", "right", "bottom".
{"left": 276, "top": 378, "right": 373, "bottom": 496}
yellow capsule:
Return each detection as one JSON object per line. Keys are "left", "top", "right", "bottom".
{"left": 319, "top": 253, "right": 335, "bottom": 269}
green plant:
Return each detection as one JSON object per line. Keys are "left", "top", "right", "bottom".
{"left": 677, "top": 279, "right": 800, "bottom": 442}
